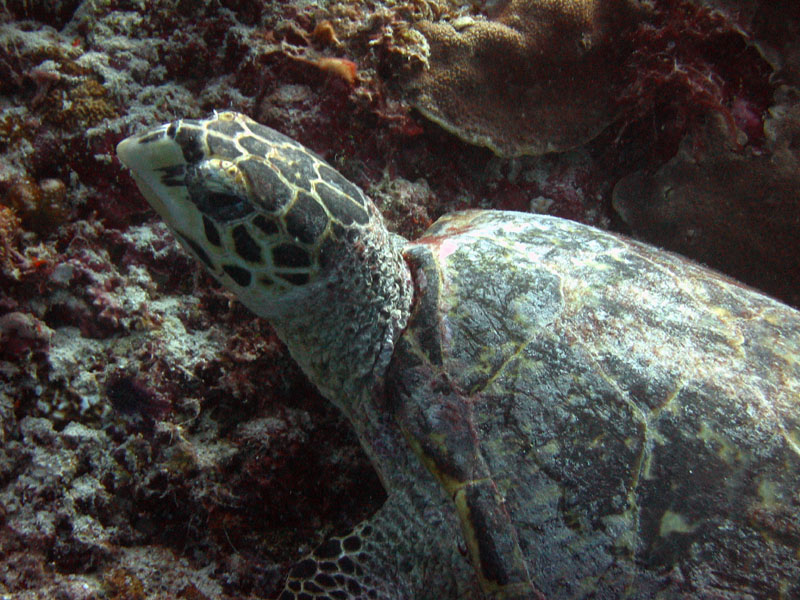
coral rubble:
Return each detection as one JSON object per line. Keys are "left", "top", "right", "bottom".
{"left": 1, "top": 2, "right": 389, "bottom": 598}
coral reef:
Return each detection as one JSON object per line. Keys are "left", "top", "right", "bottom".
{"left": 1, "top": 0, "right": 82, "bottom": 30}
{"left": 398, "top": 0, "right": 647, "bottom": 156}
{"left": 0, "top": 0, "right": 799, "bottom": 597}
{"left": 3, "top": 177, "right": 68, "bottom": 232}
{"left": 0, "top": 199, "right": 385, "bottom": 596}
{"left": 1, "top": 3, "right": 392, "bottom": 598}
{"left": 696, "top": 0, "right": 800, "bottom": 84}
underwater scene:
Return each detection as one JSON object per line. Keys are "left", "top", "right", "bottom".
{"left": 1, "top": 1, "right": 799, "bottom": 598}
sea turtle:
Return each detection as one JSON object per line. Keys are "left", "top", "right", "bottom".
{"left": 117, "top": 111, "right": 800, "bottom": 599}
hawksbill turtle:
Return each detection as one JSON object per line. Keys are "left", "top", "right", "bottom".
{"left": 117, "top": 111, "right": 800, "bottom": 599}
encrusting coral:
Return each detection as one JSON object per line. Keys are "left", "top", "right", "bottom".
{"left": 399, "top": 0, "right": 648, "bottom": 156}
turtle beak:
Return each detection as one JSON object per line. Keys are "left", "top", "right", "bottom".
{"left": 117, "top": 123, "right": 191, "bottom": 226}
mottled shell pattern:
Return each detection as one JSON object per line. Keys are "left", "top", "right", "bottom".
{"left": 390, "top": 210, "right": 800, "bottom": 597}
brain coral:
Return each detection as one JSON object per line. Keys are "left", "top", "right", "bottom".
{"left": 400, "top": 0, "right": 646, "bottom": 156}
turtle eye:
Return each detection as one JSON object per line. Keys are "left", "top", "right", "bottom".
{"left": 172, "top": 119, "right": 204, "bottom": 162}
{"left": 185, "top": 159, "right": 254, "bottom": 222}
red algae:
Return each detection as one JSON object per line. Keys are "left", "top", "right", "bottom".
{"left": 614, "top": 0, "right": 776, "bottom": 163}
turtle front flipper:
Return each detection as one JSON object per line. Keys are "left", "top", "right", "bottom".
{"left": 278, "top": 519, "right": 390, "bottom": 600}
{"left": 392, "top": 366, "right": 540, "bottom": 600}
{"left": 278, "top": 490, "right": 474, "bottom": 600}
{"left": 388, "top": 243, "right": 542, "bottom": 600}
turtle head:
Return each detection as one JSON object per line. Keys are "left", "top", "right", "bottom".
{"left": 118, "top": 111, "right": 413, "bottom": 409}
{"left": 117, "top": 111, "right": 371, "bottom": 318}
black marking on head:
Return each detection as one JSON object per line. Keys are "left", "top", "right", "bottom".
{"left": 223, "top": 264, "right": 252, "bottom": 287}
{"left": 175, "top": 230, "right": 214, "bottom": 270}
{"left": 314, "top": 181, "right": 369, "bottom": 226}
{"left": 304, "top": 581, "right": 324, "bottom": 594}
{"left": 314, "top": 539, "right": 342, "bottom": 560}
{"left": 138, "top": 130, "right": 165, "bottom": 144}
{"left": 318, "top": 164, "right": 368, "bottom": 207}
{"left": 319, "top": 561, "right": 338, "bottom": 573}
{"left": 331, "top": 222, "right": 346, "bottom": 238}
{"left": 285, "top": 191, "right": 329, "bottom": 244}
{"left": 318, "top": 235, "right": 341, "bottom": 270}
{"left": 346, "top": 579, "right": 361, "bottom": 595}
{"left": 196, "top": 191, "right": 253, "bottom": 222}
{"left": 239, "top": 135, "right": 273, "bottom": 158}
{"left": 337, "top": 556, "right": 356, "bottom": 575}
{"left": 175, "top": 125, "right": 205, "bottom": 163}
{"left": 208, "top": 116, "right": 245, "bottom": 137}
{"left": 166, "top": 122, "right": 177, "bottom": 138}
{"left": 232, "top": 224, "right": 262, "bottom": 263}
{"left": 253, "top": 215, "right": 279, "bottom": 235}
{"left": 203, "top": 215, "right": 221, "bottom": 247}
{"left": 315, "top": 573, "right": 336, "bottom": 587}
{"left": 290, "top": 559, "right": 317, "bottom": 579}
{"left": 239, "top": 157, "right": 293, "bottom": 212}
{"left": 278, "top": 272, "right": 310, "bottom": 285}
{"left": 330, "top": 590, "right": 348, "bottom": 600}
{"left": 186, "top": 164, "right": 254, "bottom": 222}
{"left": 342, "top": 536, "right": 361, "bottom": 552}
{"left": 272, "top": 243, "right": 311, "bottom": 268}
{"left": 157, "top": 164, "right": 186, "bottom": 187}
{"left": 245, "top": 121, "right": 299, "bottom": 146}
{"left": 269, "top": 146, "right": 317, "bottom": 193}
{"left": 207, "top": 134, "right": 241, "bottom": 161}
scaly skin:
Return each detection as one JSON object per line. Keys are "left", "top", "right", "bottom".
{"left": 117, "top": 112, "right": 411, "bottom": 415}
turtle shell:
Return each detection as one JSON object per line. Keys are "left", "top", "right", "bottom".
{"left": 388, "top": 210, "right": 800, "bottom": 598}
